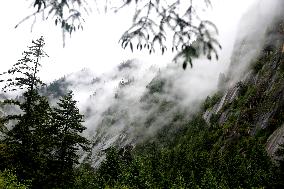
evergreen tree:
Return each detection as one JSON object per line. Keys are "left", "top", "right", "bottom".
{"left": 0, "top": 37, "right": 90, "bottom": 188}
{"left": 5, "top": 93, "right": 54, "bottom": 187}
{"left": 0, "top": 37, "right": 54, "bottom": 186}
{"left": 50, "top": 91, "right": 89, "bottom": 188}
{"left": 0, "top": 36, "right": 46, "bottom": 93}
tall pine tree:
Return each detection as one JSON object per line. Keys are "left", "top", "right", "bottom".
{"left": 50, "top": 91, "right": 89, "bottom": 188}
{"left": 0, "top": 36, "right": 53, "bottom": 186}
{"left": 0, "top": 37, "right": 90, "bottom": 188}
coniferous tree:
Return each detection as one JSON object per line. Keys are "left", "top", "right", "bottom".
{"left": 50, "top": 91, "right": 89, "bottom": 188}
{"left": 0, "top": 36, "right": 46, "bottom": 92}
{"left": 0, "top": 37, "right": 53, "bottom": 185}
{"left": 0, "top": 37, "right": 91, "bottom": 188}
{"left": 0, "top": 38, "right": 91, "bottom": 188}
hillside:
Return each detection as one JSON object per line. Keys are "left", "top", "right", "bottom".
{"left": 2, "top": 2, "right": 282, "bottom": 188}
{"left": 2, "top": 1, "right": 284, "bottom": 188}
{"left": 68, "top": 6, "right": 284, "bottom": 189}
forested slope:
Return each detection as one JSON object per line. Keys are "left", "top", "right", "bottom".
{"left": 72, "top": 10, "right": 284, "bottom": 189}
{"left": 0, "top": 2, "right": 284, "bottom": 188}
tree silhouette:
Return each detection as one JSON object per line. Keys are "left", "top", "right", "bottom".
{"left": 0, "top": 36, "right": 47, "bottom": 93}
{"left": 0, "top": 38, "right": 89, "bottom": 188}
{"left": 50, "top": 91, "right": 89, "bottom": 188}
{"left": 0, "top": 37, "right": 54, "bottom": 186}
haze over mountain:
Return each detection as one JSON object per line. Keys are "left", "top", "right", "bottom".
{"left": 1, "top": 0, "right": 284, "bottom": 188}
{"left": 38, "top": 0, "right": 284, "bottom": 167}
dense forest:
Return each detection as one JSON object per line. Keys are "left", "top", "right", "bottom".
{"left": 0, "top": 0, "right": 284, "bottom": 189}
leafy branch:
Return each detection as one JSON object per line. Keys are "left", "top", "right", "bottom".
{"left": 19, "top": 0, "right": 221, "bottom": 68}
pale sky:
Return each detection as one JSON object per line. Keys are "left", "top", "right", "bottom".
{"left": 0, "top": 0, "right": 256, "bottom": 82}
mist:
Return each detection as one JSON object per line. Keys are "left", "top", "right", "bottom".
{"left": 228, "top": 0, "right": 284, "bottom": 84}
{"left": 42, "top": 0, "right": 284, "bottom": 166}
{"left": 2, "top": 0, "right": 281, "bottom": 166}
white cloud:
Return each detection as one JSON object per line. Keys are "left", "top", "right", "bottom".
{"left": 1, "top": 0, "right": 257, "bottom": 82}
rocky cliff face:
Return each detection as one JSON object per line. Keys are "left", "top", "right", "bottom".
{"left": 203, "top": 14, "right": 284, "bottom": 160}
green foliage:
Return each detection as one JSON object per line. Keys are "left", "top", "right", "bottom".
{"left": 252, "top": 59, "right": 265, "bottom": 73}
{"left": 0, "top": 30, "right": 283, "bottom": 188}
{"left": 118, "top": 0, "right": 221, "bottom": 62}
{"left": 0, "top": 38, "right": 54, "bottom": 185}
{"left": 90, "top": 87, "right": 282, "bottom": 188}
{"left": 72, "top": 163, "right": 97, "bottom": 189}
{"left": 0, "top": 38, "right": 89, "bottom": 189}
{"left": 0, "top": 170, "right": 30, "bottom": 189}
{"left": 89, "top": 113, "right": 274, "bottom": 188}
{"left": 251, "top": 52, "right": 275, "bottom": 73}
{"left": 42, "top": 76, "right": 70, "bottom": 98}
{"left": 0, "top": 36, "right": 47, "bottom": 93}
{"left": 274, "top": 141, "right": 284, "bottom": 187}
{"left": 2, "top": 91, "right": 55, "bottom": 187}
{"left": 49, "top": 91, "right": 89, "bottom": 188}
{"left": 21, "top": 0, "right": 220, "bottom": 67}
{"left": 202, "top": 92, "right": 222, "bottom": 111}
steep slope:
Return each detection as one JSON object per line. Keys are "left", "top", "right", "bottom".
{"left": 43, "top": 58, "right": 219, "bottom": 166}
{"left": 73, "top": 3, "right": 284, "bottom": 188}
{"left": 203, "top": 16, "right": 284, "bottom": 160}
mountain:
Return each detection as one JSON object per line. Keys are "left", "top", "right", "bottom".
{"left": 34, "top": 1, "right": 284, "bottom": 187}
{"left": 69, "top": 2, "right": 284, "bottom": 188}
{"left": 203, "top": 12, "right": 284, "bottom": 160}
{"left": 44, "top": 11, "right": 284, "bottom": 167}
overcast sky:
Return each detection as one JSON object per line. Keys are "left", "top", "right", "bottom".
{"left": 0, "top": 0, "right": 257, "bottom": 82}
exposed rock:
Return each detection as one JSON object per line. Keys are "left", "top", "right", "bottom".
{"left": 266, "top": 123, "right": 284, "bottom": 159}
{"left": 252, "top": 111, "right": 274, "bottom": 135}
{"left": 203, "top": 86, "right": 240, "bottom": 124}
{"left": 201, "top": 10, "right": 284, "bottom": 163}
{"left": 218, "top": 109, "right": 230, "bottom": 125}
